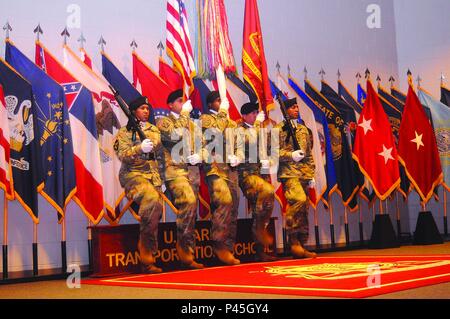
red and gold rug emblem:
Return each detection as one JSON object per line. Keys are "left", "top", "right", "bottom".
{"left": 84, "top": 255, "right": 450, "bottom": 298}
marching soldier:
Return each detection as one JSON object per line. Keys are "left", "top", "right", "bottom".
{"left": 114, "top": 96, "right": 164, "bottom": 273}
{"left": 237, "top": 102, "right": 278, "bottom": 262}
{"left": 156, "top": 89, "right": 204, "bottom": 269}
{"left": 201, "top": 91, "right": 241, "bottom": 265}
{"left": 275, "top": 97, "right": 317, "bottom": 259}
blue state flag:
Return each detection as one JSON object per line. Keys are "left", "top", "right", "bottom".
{"left": 357, "top": 83, "right": 367, "bottom": 106}
{"left": 338, "top": 80, "right": 363, "bottom": 114}
{"left": 101, "top": 52, "right": 155, "bottom": 125}
{"left": 418, "top": 88, "right": 450, "bottom": 190}
{"left": 0, "top": 58, "right": 42, "bottom": 222}
{"left": 288, "top": 78, "right": 338, "bottom": 206}
{"left": 441, "top": 85, "right": 450, "bottom": 107}
{"left": 6, "top": 40, "right": 76, "bottom": 218}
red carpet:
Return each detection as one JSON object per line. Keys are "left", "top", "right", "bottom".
{"left": 83, "top": 255, "right": 450, "bottom": 298}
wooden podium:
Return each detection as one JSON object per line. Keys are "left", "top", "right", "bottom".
{"left": 90, "top": 218, "right": 276, "bottom": 277}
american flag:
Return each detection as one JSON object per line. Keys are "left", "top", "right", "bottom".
{"left": 166, "top": 0, "right": 196, "bottom": 91}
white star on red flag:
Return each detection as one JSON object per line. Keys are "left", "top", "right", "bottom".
{"left": 358, "top": 116, "right": 373, "bottom": 135}
{"left": 410, "top": 131, "right": 424, "bottom": 150}
{"left": 378, "top": 144, "right": 395, "bottom": 164}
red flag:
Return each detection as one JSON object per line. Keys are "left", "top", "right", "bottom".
{"left": 159, "top": 57, "right": 183, "bottom": 91}
{"left": 132, "top": 52, "right": 172, "bottom": 118}
{"left": 242, "top": 0, "right": 273, "bottom": 114}
{"left": 398, "top": 86, "right": 443, "bottom": 203}
{"left": 352, "top": 81, "right": 400, "bottom": 200}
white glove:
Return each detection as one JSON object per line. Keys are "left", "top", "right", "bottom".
{"left": 219, "top": 97, "right": 230, "bottom": 111}
{"left": 187, "top": 153, "right": 202, "bottom": 165}
{"left": 228, "top": 154, "right": 240, "bottom": 167}
{"left": 140, "top": 139, "right": 154, "bottom": 153}
{"left": 308, "top": 178, "right": 316, "bottom": 189}
{"left": 255, "top": 111, "right": 265, "bottom": 123}
{"left": 292, "top": 150, "right": 305, "bottom": 162}
{"left": 260, "top": 159, "right": 270, "bottom": 170}
{"left": 181, "top": 99, "right": 193, "bottom": 113}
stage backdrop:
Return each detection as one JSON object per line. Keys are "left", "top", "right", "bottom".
{"left": 0, "top": 0, "right": 449, "bottom": 274}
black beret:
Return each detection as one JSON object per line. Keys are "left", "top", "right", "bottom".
{"left": 284, "top": 97, "right": 297, "bottom": 109}
{"left": 167, "top": 89, "right": 183, "bottom": 104}
{"left": 240, "top": 102, "right": 259, "bottom": 115}
{"left": 129, "top": 96, "right": 149, "bottom": 112}
{"left": 206, "top": 90, "right": 220, "bottom": 105}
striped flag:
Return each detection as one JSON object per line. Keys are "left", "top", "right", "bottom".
{"left": 63, "top": 44, "right": 128, "bottom": 220}
{"left": 0, "top": 84, "right": 13, "bottom": 199}
{"left": 166, "top": 0, "right": 196, "bottom": 91}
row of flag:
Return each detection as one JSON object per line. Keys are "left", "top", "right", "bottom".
{"left": 0, "top": 0, "right": 448, "bottom": 229}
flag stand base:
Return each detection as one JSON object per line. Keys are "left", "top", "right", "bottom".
{"left": 369, "top": 214, "right": 399, "bottom": 249}
{"left": 413, "top": 211, "right": 443, "bottom": 245}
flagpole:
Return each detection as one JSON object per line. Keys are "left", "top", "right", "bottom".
{"left": 61, "top": 216, "right": 67, "bottom": 274}
{"left": 32, "top": 223, "right": 38, "bottom": 276}
{"left": 444, "top": 190, "right": 448, "bottom": 236}
{"left": 344, "top": 206, "right": 350, "bottom": 246}
{"left": 372, "top": 201, "right": 375, "bottom": 224}
{"left": 87, "top": 220, "right": 93, "bottom": 272}
{"left": 329, "top": 196, "right": 335, "bottom": 247}
{"left": 314, "top": 206, "right": 320, "bottom": 248}
{"left": 379, "top": 198, "right": 384, "bottom": 215}
{"left": 396, "top": 192, "right": 402, "bottom": 238}
{"left": 421, "top": 202, "right": 426, "bottom": 212}
{"left": 2, "top": 193, "right": 8, "bottom": 279}
{"left": 358, "top": 196, "right": 364, "bottom": 246}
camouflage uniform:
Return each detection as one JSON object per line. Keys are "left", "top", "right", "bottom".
{"left": 275, "top": 119, "right": 315, "bottom": 246}
{"left": 201, "top": 109, "right": 241, "bottom": 252}
{"left": 236, "top": 121, "right": 274, "bottom": 247}
{"left": 156, "top": 111, "right": 200, "bottom": 254}
{"left": 114, "top": 122, "right": 163, "bottom": 254}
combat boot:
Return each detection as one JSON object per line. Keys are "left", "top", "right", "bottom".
{"left": 303, "top": 248, "right": 317, "bottom": 258}
{"left": 176, "top": 242, "right": 194, "bottom": 265}
{"left": 254, "top": 244, "right": 279, "bottom": 262}
{"left": 138, "top": 240, "right": 155, "bottom": 265}
{"left": 256, "top": 227, "right": 274, "bottom": 246}
{"left": 177, "top": 242, "right": 205, "bottom": 269}
{"left": 291, "top": 244, "right": 317, "bottom": 259}
{"left": 214, "top": 248, "right": 240, "bottom": 265}
{"left": 140, "top": 263, "right": 162, "bottom": 274}
{"left": 185, "top": 260, "right": 205, "bottom": 269}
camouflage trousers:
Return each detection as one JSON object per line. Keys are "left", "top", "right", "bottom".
{"left": 281, "top": 178, "right": 310, "bottom": 246}
{"left": 239, "top": 173, "right": 274, "bottom": 246}
{"left": 123, "top": 176, "right": 163, "bottom": 253}
{"left": 206, "top": 171, "right": 239, "bottom": 251}
{"left": 166, "top": 166, "right": 200, "bottom": 253}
